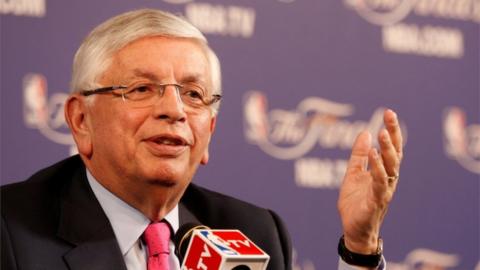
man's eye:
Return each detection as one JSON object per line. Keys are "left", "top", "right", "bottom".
{"left": 132, "top": 85, "right": 151, "bottom": 93}
{"left": 123, "top": 84, "right": 156, "bottom": 101}
{"left": 185, "top": 90, "right": 203, "bottom": 99}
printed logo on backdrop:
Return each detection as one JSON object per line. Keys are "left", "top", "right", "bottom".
{"left": 388, "top": 248, "right": 461, "bottom": 270}
{"left": 243, "top": 91, "right": 407, "bottom": 189}
{"left": 23, "top": 73, "right": 76, "bottom": 154}
{"left": 161, "top": 0, "right": 295, "bottom": 38}
{"left": 161, "top": 0, "right": 255, "bottom": 38}
{"left": 0, "top": 0, "right": 46, "bottom": 17}
{"left": 293, "top": 247, "right": 477, "bottom": 269}
{"left": 343, "top": 0, "right": 480, "bottom": 59}
{"left": 443, "top": 106, "right": 480, "bottom": 174}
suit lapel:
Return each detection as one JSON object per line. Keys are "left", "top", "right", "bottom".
{"left": 56, "top": 164, "right": 127, "bottom": 270}
{"left": 179, "top": 200, "right": 201, "bottom": 226}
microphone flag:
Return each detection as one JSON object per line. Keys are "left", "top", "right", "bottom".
{"left": 181, "top": 229, "right": 270, "bottom": 270}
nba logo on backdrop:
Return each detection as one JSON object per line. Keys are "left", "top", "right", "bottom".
{"left": 23, "top": 73, "right": 75, "bottom": 153}
{"left": 443, "top": 106, "right": 480, "bottom": 174}
{"left": 23, "top": 73, "right": 48, "bottom": 128}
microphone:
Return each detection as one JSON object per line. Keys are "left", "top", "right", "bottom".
{"left": 174, "top": 223, "right": 211, "bottom": 263}
{"left": 174, "top": 223, "right": 270, "bottom": 270}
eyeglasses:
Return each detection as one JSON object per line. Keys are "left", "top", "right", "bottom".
{"left": 80, "top": 82, "right": 222, "bottom": 109}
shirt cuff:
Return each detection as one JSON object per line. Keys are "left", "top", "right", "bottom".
{"left": 338, "top": 256, "right": 386, "bottom": 270}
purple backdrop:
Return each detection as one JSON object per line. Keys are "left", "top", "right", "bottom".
{"left": 1, "top": 0, "right": 479, "bottom": 269}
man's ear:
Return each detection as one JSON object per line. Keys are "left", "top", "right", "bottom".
{"left": 200, "top": 116, "right": 217, "bottom": 165}
{"left": 64, "top": 95, "right": 93, "bottom": 158}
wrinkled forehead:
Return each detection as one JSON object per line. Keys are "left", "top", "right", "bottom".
{"left": 104, "top": 36, "right": 213, "bottom": 87}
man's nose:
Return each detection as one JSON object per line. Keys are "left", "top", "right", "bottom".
{"left": 152, "top": 85, "right": 186, "bottom": 123}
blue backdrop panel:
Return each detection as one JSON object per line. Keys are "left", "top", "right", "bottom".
{"left": 1, "top": 0, "right": 479, "bottom": 269}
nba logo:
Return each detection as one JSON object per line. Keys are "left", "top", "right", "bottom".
{"left": 182, "top": 229, "right": 270, "bottom": 270}
{"left": 23, "top": 73, "right": 48, "bottom": 128}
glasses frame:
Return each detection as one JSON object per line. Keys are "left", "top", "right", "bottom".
{"left": 80, "top": 83, "right": 222, "bottom": 107}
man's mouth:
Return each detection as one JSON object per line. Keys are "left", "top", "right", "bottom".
{"left": 153, "top": 136, "right": 187, "bottom": 146}
{"left": 145, "top": 134, "right": 191, "bottom": 156}
{"left": 145, "top": 134, "right": 191, "bottom": 157}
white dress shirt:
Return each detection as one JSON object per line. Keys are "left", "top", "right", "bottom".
{"left": 87, "top": 171, "right": 181, "bottom": 270}
{"left": 86, "top": 170, "right": 385, "bottom": 270}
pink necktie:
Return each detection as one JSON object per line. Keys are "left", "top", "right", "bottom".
{"left": 143, "top": 221, "right": 171, "bottom": 270}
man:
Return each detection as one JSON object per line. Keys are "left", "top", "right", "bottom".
{"left": 1, "top": 8, "right": 403, "bottom": 270}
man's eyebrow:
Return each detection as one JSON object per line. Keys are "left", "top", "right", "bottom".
{"left": 130, "top": 69, "right": 208, "bottom": 87}
{"left": 132, "top": 69, "right": 160, "bottom": 81}
{"left": 181, "top": 74, "right": 206, "bottom": 85}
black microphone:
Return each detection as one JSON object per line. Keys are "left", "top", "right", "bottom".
{"left": 173, "top": 223, "right": 269, "bottom": 270}
{"left": 232, "top": 265, "right": 251, "bottom": 270}
{"left": 174, "top": 222, "right": 210, "bottom": 263}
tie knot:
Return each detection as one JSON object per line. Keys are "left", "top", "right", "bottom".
{"left": 144, "top": 221, "right": 171, "bottom": 257}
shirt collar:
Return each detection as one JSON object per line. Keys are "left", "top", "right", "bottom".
{"left": 86, "top": 170, "right": 179, "bottom": 255}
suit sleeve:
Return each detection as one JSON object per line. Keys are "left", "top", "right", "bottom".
{"left": 1, "top": 215, "right": 18, "bottom": 270}
{"left": 268, "top": 210, "right": 292, "bottom": 270}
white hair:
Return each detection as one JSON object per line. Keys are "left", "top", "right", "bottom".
{"left": 71, "top": 8, "right": 222, "bottom": 113}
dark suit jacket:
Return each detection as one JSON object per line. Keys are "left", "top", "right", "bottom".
{"left": 1, "top": 155, "right": 292, "bottom": 270}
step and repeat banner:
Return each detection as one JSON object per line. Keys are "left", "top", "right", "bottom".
{"left": 1, "top": 0, "right": 479, "bottom": 269}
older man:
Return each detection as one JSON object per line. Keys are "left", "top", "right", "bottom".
{"left": 1, "top": 9, "right": 402, "bottom": 270}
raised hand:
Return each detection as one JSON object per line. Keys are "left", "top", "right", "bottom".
{"left": 338, "top": 109, "right": 403, "bottom": 254}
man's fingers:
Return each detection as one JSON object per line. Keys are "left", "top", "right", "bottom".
{"left": 384, "top": 109, "right": 403, "bottom": 160}
{"left": 369, "top": 148, "right": 397, "bottom": 199}
{"left": 346, "top": 131, "right": 372, "bottom": 174}
{"left": 379, "top": 129, "right": 400, "bottom": 178}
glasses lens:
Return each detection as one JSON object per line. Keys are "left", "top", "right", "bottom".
{"left": 120, "top": 82, "right": 216, "bottom": 109}
{"left": 178, "top": 84, "right": 209, "bottom": 108}
{"left": 123, "top": 83, "right": 157, "bottom": 104}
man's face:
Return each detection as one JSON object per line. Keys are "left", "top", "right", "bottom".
{"left": 76, "top": 36, "right": 216, "bottom": 209}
